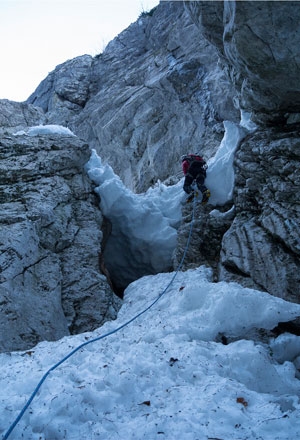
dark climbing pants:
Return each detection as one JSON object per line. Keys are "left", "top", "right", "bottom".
{"left": 183, "top": 162, "right": 207, "bottom": 195}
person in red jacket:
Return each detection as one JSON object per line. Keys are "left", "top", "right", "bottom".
{"left": 181, "top": 153, "right": 210, "bottom": 204}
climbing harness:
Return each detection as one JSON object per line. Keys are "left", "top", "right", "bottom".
{"left": 2, "top": 197, "right": 196, "bottom": 440}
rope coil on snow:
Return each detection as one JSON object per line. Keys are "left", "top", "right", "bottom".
{"left": 2, "top": 196, "right": 196, "bottom": 440}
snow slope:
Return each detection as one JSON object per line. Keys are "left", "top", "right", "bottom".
{"left": 1, "top": 267, "right": 300, "bottom": 439}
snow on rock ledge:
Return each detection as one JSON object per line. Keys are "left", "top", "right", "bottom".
{"left": 14, "top": 124, "right": 76, "bottom": 137}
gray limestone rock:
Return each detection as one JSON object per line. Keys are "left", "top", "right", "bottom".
{"left": 27, "top": 55, "right": 93, "bottom": 124}
{"left": 174, "top": 1, "right": 300, "bottom": 309}
{"left": 0, "top": 99, "right": 45, "bottom": 135}
{"left": 186, "top": 1, "right": 300, "bottom": 125}
{"left": 220, "top": 127, "right": 300, "bottom": 303}
{"left": 220, "top": 218, "right": 300, "bottom": 301}
{"left": 173, "top": 202, "right": 235, "bottom": 279}
{"left": 27, "top": 2, "right": 238, "bottom": 192}
{"left": 0, "top": 133, "right": 121, "bottom": 352}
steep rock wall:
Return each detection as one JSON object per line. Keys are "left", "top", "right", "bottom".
{"left": 26, "top": 0, "right": 300, "bottom": 306}
{"left": 0, "top": 99, "right": 45, "bottom": 135}
{"left": 221, "top": 127, "right": 300, "bottom": 301}
{"left": 186, "top": 0, "right": 300, "bottom": 125}
{"left": 0, "top": 131, "right": 121, "bottom": 352}
{"left": 183, "top": 1, "right": 300, "bottom": 305}
{"left": 27, "top": 2, "right": 238, "bottom": 192}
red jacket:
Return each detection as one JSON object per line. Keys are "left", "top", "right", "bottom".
{"left": 182, "top": 160, "right": 190, "bottom": 175}
{"left": 182, "top": 155, "right": 205, "bottom": 175}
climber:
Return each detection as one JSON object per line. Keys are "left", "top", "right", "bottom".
{"left": 181, "top": 153, "right": 210, "bottom": 204}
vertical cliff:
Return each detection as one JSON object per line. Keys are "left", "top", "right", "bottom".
{"left": 27, "top": 1, "right": 239, "bottom": 192}
{"left": 183, "top": 1, "right": 300, "bottom": 304}
{"left": 0, "top": 130, "right": 121, "bottom": 352}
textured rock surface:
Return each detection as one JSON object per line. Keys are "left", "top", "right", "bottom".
{"left": 173, "top": 202, "right": 235, "bottom": 278}
{"left": 27, "top": 55, "right": 93, "bottom": 118}
{"left": 186, "top": 1, "right": 300, "bottom": 125}
{"left": 0, "top": 133, "right": 121, "bottom": 352}
{"left": 27, "top": 2, "right": 238, "bottom": 192}
{"left": 174, "top": 1, "right": 300, "bottom": 306}
{"left": 26, "top": 0, "right": 300, "bottom": 307}
{"left": 0, "top": 99, "right": 45, "bottom": 135}
{"left": 220, "top": 127, "right": 300, "bottom": 301}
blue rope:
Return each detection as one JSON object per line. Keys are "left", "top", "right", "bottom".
{"left": 2, "top": 196, "right": 196, "bottom": 440}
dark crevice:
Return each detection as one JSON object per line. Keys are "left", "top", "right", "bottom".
{"left": 272, "top": 320, "right": 300, "bottom": 337}
{"left": 98, "top": 216, "right": 124, "bottom": 299}
{"left": 222, "top": 261, "right": 250, "bottom": 278}
{"left": 12, "top": 255, "right": 48, "bottom": 280}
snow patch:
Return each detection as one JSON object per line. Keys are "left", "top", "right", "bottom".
{"left": 240, "top": 110, "right": 258, "bottom": 132}
{"left": 205, "top": 121, "right": 245, "bottom": 206}
{"left": 14, "top": 124, "right": 76, "bottom": 137}
{"left": 1, "top": 268, "right": 300, "bottom": 439}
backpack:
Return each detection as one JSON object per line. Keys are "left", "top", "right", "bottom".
{"left": 182, "top": 154, "right": 207, "bottom": 168}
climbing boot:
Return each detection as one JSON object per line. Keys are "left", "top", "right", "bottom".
{"left": 201, "top": 189, "right": 211, "bottom": 205}
{"left": 186, "top": 191, "right": 198, "bottom": 204}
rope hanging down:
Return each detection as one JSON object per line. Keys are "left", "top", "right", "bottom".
{"left": 2, "top": 197, "right": 196, "bottom": 440}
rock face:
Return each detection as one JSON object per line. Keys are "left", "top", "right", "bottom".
{"left": 26, "top": 0, "right": 300, "bottom": 307}
{"left": 182, "top": 1, "right": 300, "bottom": 305}
{"left": 27, "top": 55, "right": 93, "bottom": 118}
{"left": 0, "top": 99, "right": 45, "bottom": 135}
{"left": 173, "top": 202, "right": 235, "bottom": 279}
{"left": 27, "top": 2, "right": 238, "bottom": 192}
{"left": 0, "top": 131, "right": 121, "bottom": 352}
{"left": 221, "top": 127, "right": 300, "bottom": 301}
{"left": 186, "top": 1, "right": 300, "bottom": 125}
